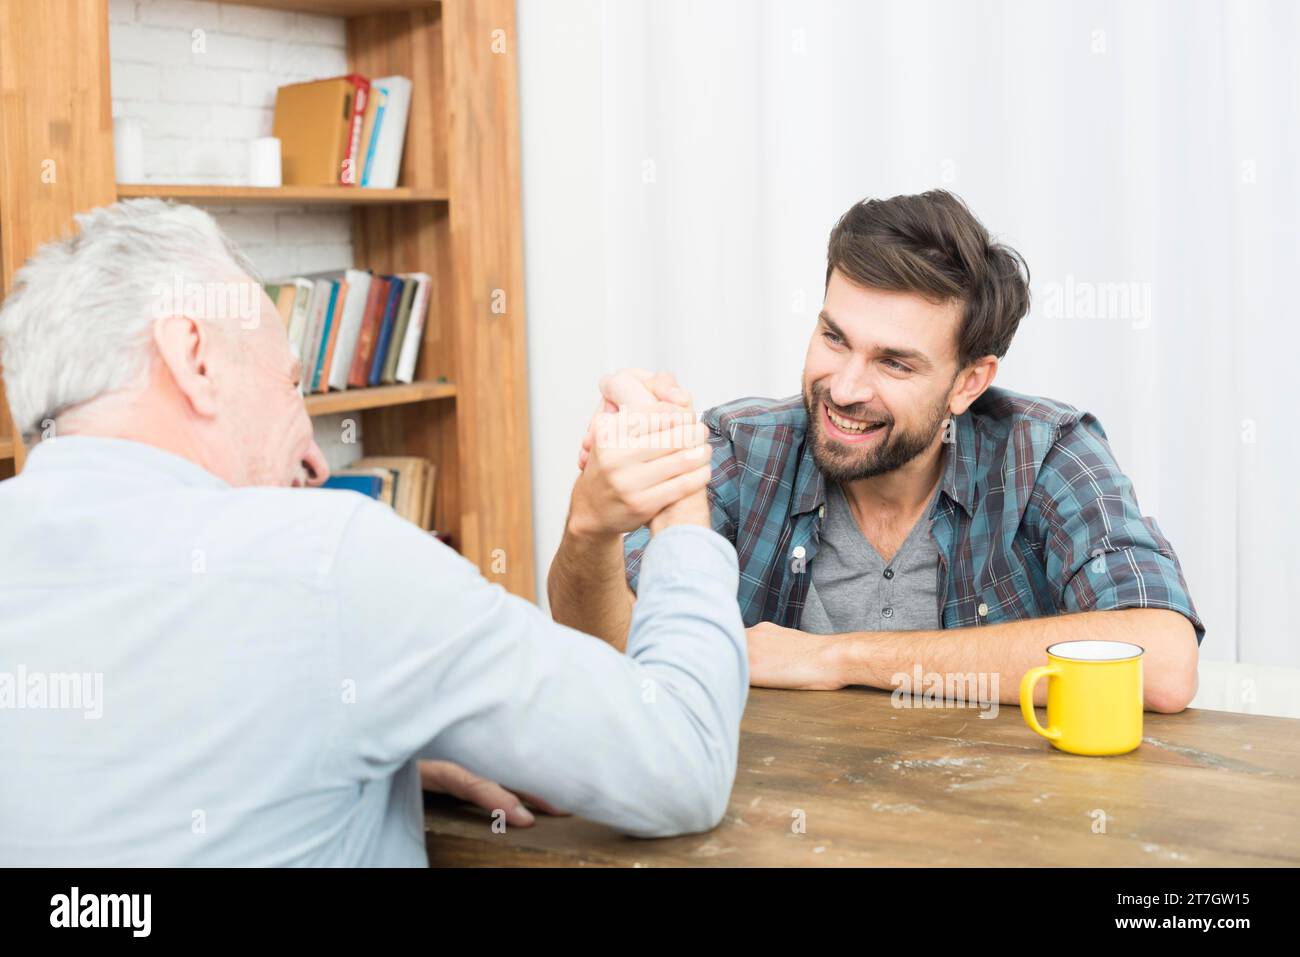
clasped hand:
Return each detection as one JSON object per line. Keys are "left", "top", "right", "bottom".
{"left": 566, "top": 368, "right": 711, "bottom": 538}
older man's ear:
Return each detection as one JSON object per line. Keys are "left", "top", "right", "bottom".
{"left": 151, "top": 313, "right": 223, "bottom": 418}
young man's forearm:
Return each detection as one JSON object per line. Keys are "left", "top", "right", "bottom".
{"left": 547, "top": 526, "right": 635, "bottom": 651}
{"left": 827, "top": 608, "right": 1198, "bottom": 713}
{"left": 547, "top": 372, "right": 709, "bottom": 650}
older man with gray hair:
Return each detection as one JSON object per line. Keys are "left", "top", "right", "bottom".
{"left": 0, "top": 199, "right": 739, "bottom": 865}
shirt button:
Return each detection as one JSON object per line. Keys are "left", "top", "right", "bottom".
{"left": 883, "top": 567, "right": 894, "bottom": 580}
{"left": 977, "top": 602, "right": 989, "bottom": 617}
{"left": 882, "top": 606, "right": 894, "bottom": 619}
{"left": 792, "top": 545, "right": 806, "bottom": 560}
{"left": 818, "top": 504, "right": 826, "bottom": 519}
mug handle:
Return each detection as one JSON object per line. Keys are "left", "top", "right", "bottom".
{"left": 1020, "top": 665, "right": 1062, "bottom": 741}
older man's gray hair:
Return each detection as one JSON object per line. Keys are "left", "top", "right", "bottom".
{"left": 0, "top": 198, "right": 261, "bottom": 440}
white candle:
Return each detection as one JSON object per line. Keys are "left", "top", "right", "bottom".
{"left": 113, "top": 116, "right": 144, "bottom": 183}
{"left": 247, "top": 137, "right": 282, "bottom": 188}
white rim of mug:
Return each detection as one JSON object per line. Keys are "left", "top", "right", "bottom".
{"left": 1046, "top": 639, "right": 1145, "bottom": 662}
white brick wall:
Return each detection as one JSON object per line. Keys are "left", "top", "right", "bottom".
{"left": 110, "top": 0, "right": 353, "bottom": 271}
{"left": 109, "top": 0, "right": 363, "bottom": 468}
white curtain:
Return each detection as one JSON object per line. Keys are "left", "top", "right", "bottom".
{"left": 517, "top": 0, "right": 1300, "bottom": 668}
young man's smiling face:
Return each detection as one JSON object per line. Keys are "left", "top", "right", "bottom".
{"left": 801, "top": 268, "right": 966, "bottom": 484}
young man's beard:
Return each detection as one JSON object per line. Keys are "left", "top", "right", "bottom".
{"left": 803, "top": 380, "right": 950, "bottom": 483}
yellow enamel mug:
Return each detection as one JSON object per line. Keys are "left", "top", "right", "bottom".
{"left": 1019, "top": 640, "right": 1144, "bottom": 755}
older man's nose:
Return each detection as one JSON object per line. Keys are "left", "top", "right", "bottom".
{"left": 303, "top": 441, "right": 330, "bottom": 487}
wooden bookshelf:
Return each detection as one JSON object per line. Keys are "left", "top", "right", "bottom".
{"left": 304, "top": 380, "right": 455, "bottom": 415}
{"left": 117, "top": 183, "right": 449, "bottom": 206}
{"left": 0, "top": 0, "right": 536, "bottom": 599}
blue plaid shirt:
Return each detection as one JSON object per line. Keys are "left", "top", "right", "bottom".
{"left": 625, "top": 386, "right": 1204, "bottom": 642}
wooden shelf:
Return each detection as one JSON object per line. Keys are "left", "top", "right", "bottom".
{"left": 303, "top": 381, "right": 455, "bottom": 416}
{"left": 0, "top": 436, "right": 13, "bottom": 460}
{"left": 222, "top": 0, "right": 436, "bottom": 16}
{"left": 117, "top": 183, "right": 449, "bottom": 206}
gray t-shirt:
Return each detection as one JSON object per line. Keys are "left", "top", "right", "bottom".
{"left": 799, "top": 481, "right": 941, "bottom": 634}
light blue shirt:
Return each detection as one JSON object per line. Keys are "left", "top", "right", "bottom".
{"left": 0, "top": 436, "right": 747, "bottom": 865}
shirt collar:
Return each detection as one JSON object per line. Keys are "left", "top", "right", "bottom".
{"left": 792, "top": 429, "right": 827, "bottom": 517}
{"left": 941, "top": 410, "right": 978, "bottom": 517}
{"left": 20, "top": 435, "right": 231, "bottom": 490}
{"left": 793, "top": 408, "right": 979, "bottom": 519}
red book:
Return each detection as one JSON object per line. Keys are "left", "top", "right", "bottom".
{"left": 339, "top": 74, "right": 370, "bottom": 186}
{"left": 348, "top": 276, "right": 390, "bottom": 387}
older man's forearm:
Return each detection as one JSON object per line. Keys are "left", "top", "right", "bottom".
{"left": 831, "top": 609, "right": 1199, "bottom": 713}
{"left": 547, "top": 525, "right": 635, "bottom": 651}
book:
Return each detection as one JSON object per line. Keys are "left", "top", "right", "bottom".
{"left": 312, "top": 279, "right": 344, "bottom": 393}
{"left": 380, "top": 278, "right": 417, "bottom": 384}
{"left": 339, "top": 74, "right": 370, "bottom": 186}
{"left": 363, "top": 76, "right": 412, "bottom": 189}
{"left": 326, "top": 268, "right": 373, "bottom": 391}
{"left": 269, "top": 283, "right": 296, "bottom": 332}
{"left": 361, "top": 85, "right": 384, "bottom": 187}
{"left": 368, "top": 276, "right": 406, "bottom": 386}
{"left": 319, "top": 278, "right": 350, "bottom": 394}
{"left": 323, "top": 467, "right": 393, "bottom": 505}
{"left": 271, "top": 77, "right": 355, "bottom": 187}
{"left": 420, "top": 462, "right": 436, "bottom": 530}
{"left": 266, "top": 274, "right": 340, "bottom": 388}
{"left": 298, "top": 279, "right": 331, "bottom": 395}
{"left": 349, "top": 276, "right": 390, "bottom": 388}
{"left": 357, "top": 83, "right": 383, "bottom": 188}
{"left": 266, "top": 266, "right": 430, "bottom": 394}
{"left": 349, "top": 456, "right": 415, "bottom": 524}
{"left": 323, "top": 474, "right": 383, "bottom": 498}
{"left": 394, "top": 272, "right": 431, "bottom": 384}
{"left": 348, "top": 456, "right": 436, "bottom": 528}
{"left": 285, "top": 278, "right": 314, "bottom": 361}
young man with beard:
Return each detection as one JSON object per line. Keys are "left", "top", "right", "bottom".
{"left": 550, "top": 190, "right": 1203, "bottom": 713}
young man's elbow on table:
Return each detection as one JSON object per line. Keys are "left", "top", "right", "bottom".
{"left": 1140, "top": 610, "right": 1200, "bottom": 714}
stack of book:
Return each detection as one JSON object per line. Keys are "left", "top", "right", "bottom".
{"left": 264, "top": 270, "right": 431, "bottom": 394}
{"left": 323, "top": 456, "right": 436, "bottom": 530}
{"left": 271, "top": 74, "right": 413, "bottom": 188}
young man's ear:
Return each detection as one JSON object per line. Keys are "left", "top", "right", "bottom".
{"left": 152, "top": 314, "right": 221, "bottom": 418}
{"left": 948, "top": 355, "right": 998, "bottom": 417}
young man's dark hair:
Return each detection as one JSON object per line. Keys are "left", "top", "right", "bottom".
{"left": 826, "top": 189, "right": 1031, "bottom": 366}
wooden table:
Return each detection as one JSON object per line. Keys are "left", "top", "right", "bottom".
{"left": 424, "top": 687, "right": 1300, "bottom": 866}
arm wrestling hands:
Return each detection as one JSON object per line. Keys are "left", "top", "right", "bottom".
{"left": 548, "top": 368, "right": 710, "bottom": 651}
{"left": 420, "top": 369, "right": 708, "bottom": 814}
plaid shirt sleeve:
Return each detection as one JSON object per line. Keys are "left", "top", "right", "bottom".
{"left": 1032, "top": 415, "right": 1206, "bottom": 642}
{"left": 624, "top": 421, "right": 740, "bottom": 595}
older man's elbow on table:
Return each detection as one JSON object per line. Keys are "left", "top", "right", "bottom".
{"left": 623, "top": 732, "right": 737, "bottom": 839}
